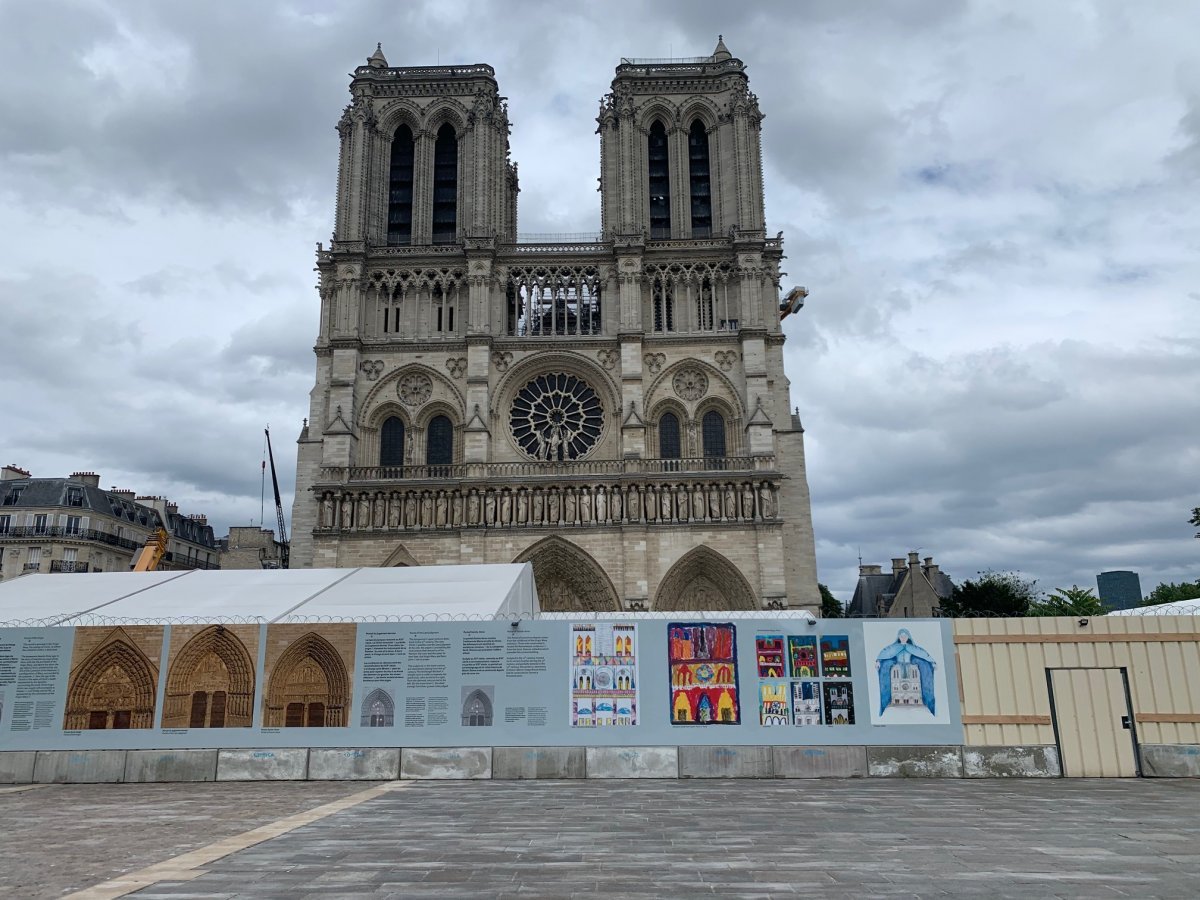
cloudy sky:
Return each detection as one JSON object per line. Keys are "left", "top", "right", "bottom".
{"left": 2, "top": 0, "right": 1197, "bottom": 600}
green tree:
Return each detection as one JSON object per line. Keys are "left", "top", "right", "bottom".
{"left": 940, "top": 570, "right": 1040, "bottom": 617}
{"left": 1190, "top": 506, "right": 1200, "bottom": 538}
{"left": 819, "top": 583, "right": 842, "bottom": 618}
{"left": 1030, "top": 585, "right": 1106, "bottom": 617}
{"left": 1140, "top": 580, "right": 1200, "bottom": 607}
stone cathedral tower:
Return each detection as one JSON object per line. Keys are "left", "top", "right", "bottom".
{"left": 291, "top": 38, "right": 822, "bottom": 612}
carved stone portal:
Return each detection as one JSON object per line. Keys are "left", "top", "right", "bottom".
{"left": 516, "top": 536, "right": 621, "bottom": 611}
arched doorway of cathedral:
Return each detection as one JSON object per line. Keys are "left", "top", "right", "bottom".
{"left": 163, "top": 625, "right": 255, "bottom": 728}
{"left": 381, "top": 543, "right": 418, "bottom": 567}
{"left": 654, "top": 546, "right": 758, "bottom": 611}
{"left": 63, "top": 627, "right": 157, "bottom": 730}
{"left": 514, "top": 536, "right": 621, "bottom": 612}
{"left": 264, "top": 632, "right": 350, "bottom": 728}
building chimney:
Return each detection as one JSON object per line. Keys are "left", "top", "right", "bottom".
{"left": 71, "top": 471, "right": 101, "bottom": 487}
{"left": 2, "top": 465, "right": 31, "bottom": 481}
{"left": 110, "top": 488, "right": 135, "bottom": 499}
{"left": 907, "top": 551, "right": 920, "bottom": 567}
{"left": 188, "top": 514, "right": 208, "bottom": 526}
{"left": 859, "top": 564, "right": 883, "bottom": 577}
{"left": 891, "top": 557, "right": 906, "bottom": 576}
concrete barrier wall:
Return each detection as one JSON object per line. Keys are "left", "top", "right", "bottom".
{"left": 0, "top": 744, "right": 1194, "bottom": 783}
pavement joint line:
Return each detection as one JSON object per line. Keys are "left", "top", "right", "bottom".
{"left": 0, "top": 784, "right": 51, "bottom": 795}
{"left": 63, "top": 780, "right": 410, "bottom": 900}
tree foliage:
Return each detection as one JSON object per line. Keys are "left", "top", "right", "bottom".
{"left": 1141, "top": 580, "right": 1200, "bottom": 608}
{"left": 819, "top": 583, "right": 843, "bottom": 618}
{"left": 1030, "top": 585, "right": 1106, "bottom": 617}
{"left": 940, "top": 570, "right": 1041, "bottom": 617}
{"left": 1190, "top": 506, "right": 1200, "bottom": 537}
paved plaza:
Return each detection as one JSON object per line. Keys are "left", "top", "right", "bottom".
{"left": 2, "top": 779, "right": 1198, "bottom": 899}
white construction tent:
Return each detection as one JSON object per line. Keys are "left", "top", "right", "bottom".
{"left": 0, "top": 564, "right": 539, "bottom": 625}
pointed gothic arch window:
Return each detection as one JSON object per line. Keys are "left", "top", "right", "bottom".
{"left": 702, "top": 409, "right": 727, "bottom": 464}
{"left": 426, "top": 415, "right": 453, "bottom": 468}
{"left": 432, "top": 123, "right": 458, "bottom": 244}
{"left": 659, "top": 412, "right": 681, "bottom": 469}
{"left": 648, "top": 119, "right": 671, "bottom": 239}
{"left": 688, "top": 120, "right": 712, "bottom": 237}
{"left": 380, "top": 416, "right": 405, "bottom": 468}
{"left": 387, "top": 124, "right": 415, "bottom": 246}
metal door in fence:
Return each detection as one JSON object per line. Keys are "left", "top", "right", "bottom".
{"left": 1047, "top": 667, "right": 1139, "bottom": 777}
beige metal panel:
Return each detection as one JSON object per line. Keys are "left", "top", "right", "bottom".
{"left": 1051, "top": 668, "right": 1137, "bottom": 777}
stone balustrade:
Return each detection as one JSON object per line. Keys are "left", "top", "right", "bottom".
{"left": 318, "top": 456, "right": 775, "bottom": 485}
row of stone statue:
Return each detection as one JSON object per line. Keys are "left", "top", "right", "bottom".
{"left": 318, "top": 480, "right": 779, "bottom": 531}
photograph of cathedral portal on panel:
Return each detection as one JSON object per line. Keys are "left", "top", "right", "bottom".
{"left": 570, "top": 623, "right": 638, "bottom": 726}
{"left": 863, "top": 621, "right": 950, "bottom": 725}
{"left": 63, "top": 625, "right": 164, "bottom": 730}
{"left": 261, "top": 624, "right": 356, "bottom": 728}
{"left": 668, "top": 623, "right": 740, "bottom": 725}
{"left": 162, "top": 624, "right": 258, "bottom": 729}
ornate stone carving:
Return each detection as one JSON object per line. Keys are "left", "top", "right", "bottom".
{"left": 714, "top": 350, "right": 737, "bottom": 372}
{"left": 316, "top": 476, "right": 781, "bottom": 535}
{"left": 644, "top": 352, "right": 666, "bottom": 374}
{"left": 360, "top": 360, "right": 384, "bottom": 381}
{"left": 398, "top": 372, "right": 432, "bottom": 407}
{"left": 672, "top": 367, "right": 709, "bottom": 401}
{"left": 492, "top": 350, "right": 513, "bottom": 372}
{"left": 509, "top": 372, "right": 604, "bottom": 461}
{"left": 445, "top": 357, "right": 467, "bottom": 378}
{"left": 596, "top": 349, "right": 618, "bottom": 370}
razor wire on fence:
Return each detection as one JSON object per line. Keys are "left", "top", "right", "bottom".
{"left": 2, "top": 602, "right": 1196, "bottom": 629}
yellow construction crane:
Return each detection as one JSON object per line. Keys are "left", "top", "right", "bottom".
{"left": 131, "top": 528, "right": 170, "bottom": 572}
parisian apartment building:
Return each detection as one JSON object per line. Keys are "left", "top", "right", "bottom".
{"left": 0, "top": 466, "right": 219, "bottom": 581}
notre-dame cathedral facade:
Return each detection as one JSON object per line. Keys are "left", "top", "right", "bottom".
{"left": 291, "top": 38, "right": 821, "bottom": 613}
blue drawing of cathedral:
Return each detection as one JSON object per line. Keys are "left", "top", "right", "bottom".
{"left": 875, "top": 628, "right": 937, "bottom": 716}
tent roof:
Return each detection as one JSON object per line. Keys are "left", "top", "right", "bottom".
{"left": 0, "top": 565, "right": 537, "bottom": 625}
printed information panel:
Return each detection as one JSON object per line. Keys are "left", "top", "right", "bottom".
{"left": 0, "top": 618, "right": 962, "bottom": 750}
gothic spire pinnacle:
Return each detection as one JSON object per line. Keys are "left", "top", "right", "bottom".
{"left": 367, "top": 42, "right": 388, "bottom": 68}
{"left": 712, "top": 35, "right": 732, "bottom": 61}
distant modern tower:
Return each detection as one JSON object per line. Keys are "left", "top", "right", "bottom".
{"left": 1096, "top": 570, "right": 1142, "bottom": 611}
{"left": 290, "top": 38, "right": 822, "bottom": 613}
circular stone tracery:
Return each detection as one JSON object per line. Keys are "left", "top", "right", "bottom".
{"left": 509, "top": 373, "right": 604, "bottom": 461}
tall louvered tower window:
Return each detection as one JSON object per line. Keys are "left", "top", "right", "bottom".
{"left": 648, "top": 120, "right": 671, "bottom": 238}
{"left": 432, "top": 124, "right": 458, "bottom": 244}
{"left": 387, "top": 125, "right": 415, "bottom": 245}
{"left": 688, "top": 120, "right": 712, "bottom": 237}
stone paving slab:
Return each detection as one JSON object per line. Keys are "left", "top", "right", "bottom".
{"left": 110, "top": 779, "right": 1200, "bottom": 899}
{"left": 0, "top": 781, "right": 369, "bottom": 899}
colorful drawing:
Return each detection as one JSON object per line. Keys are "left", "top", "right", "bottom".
{"left": 759, "top": 682, "right": 791, "bottom": 725}
{"left": 791, "top": 680, "right": 822, "bottom": 725}
{"left": 863, "top": 621, "right": 951, "bottom": 725}
{"left": 823, "top": 681, "right": 855, "bottom": 725}
{"left": 787, "top": 635, "right": 818, "bottom": 677}
{"left": 571, "top": 623, "right": 638, "bottom": 726}
{"left": 755, "top": 634, "right": 786, "bottom": 677}
{"left": 820, "top": 635, "right": 851, "bottom": 678}
{"left": 668, "top": 623, "right": 740, "bottom": 725}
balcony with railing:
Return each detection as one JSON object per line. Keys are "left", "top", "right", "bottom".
{"left": 318, "top": 456, "right": 776, "bottom": 486}
{"left": 49, "top": 560, "right": 90, "bottom": 573}
{"left": 162, "top": 552, "right": 220, "bottom": 571}
{"left": 0, "top": 525, "right": 142, "bottom": 551}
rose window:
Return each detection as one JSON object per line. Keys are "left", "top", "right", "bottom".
{"left": 510, "top": 373, "right": 604, "bottom": 461}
